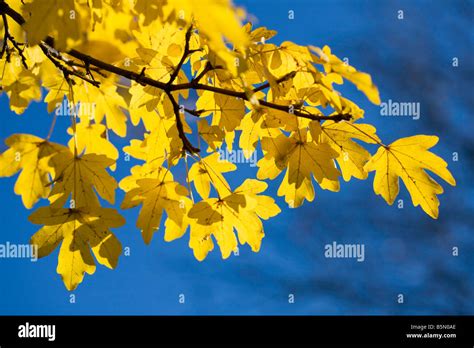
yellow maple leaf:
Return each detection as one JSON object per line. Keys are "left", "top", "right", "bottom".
{"left": 121, "top": 166, "right": 191, "bottom": 244}
{"left": 188, "top": 152, "right": 236, "bottom": 199}
{"left": 67, "top": 121, "right": 119, "bottom": 171}
{"left": 257, "top": 129, "right": 340, "bottom": 208}
{"left": 29, "top": 206, "right": 124, "bottom": 290}
{"left": 197, "top": 119, "right": 225, "bottom": 152}
{"left": 0, "top": 57, "right": 42, "bottom": 114}
{"left": 267, "top": 41, "right": 311, "bottom": 77}
{"left": 364, "top": 135, "right": 456, "bottom": 218}
{"left": 23, "top": 0, "right": 81, "bottom": 50}
{"left": 0, "top": 134, "right": 69, "bottom": 208}
{"left": 237, "top": 109, "right": 283, "bottom": 158}
{"left": 128, "top": 83, "right": 164, "bottom": 130}
{"left": 48, "top": 150, "right": 117, "bottom": 209}
{"left": 41, "top": 59, "right": 71, "bottom": 113}
{"left": 151, "top": 0, "right": 249, "bottom": 56}
{"left": 196, "top": 91, "right": 246, "bottom": 132}
{"left": 311, "top": 45, "right": 381, "bottom": 105}
{"left": 188, "top": 179, "right": 280, "bottom": 261}
{"left": 73, "top": 80, "right": 128, "bottom": 137}
{"left": 318, "top": 121, "right": 381, "bottom": 181}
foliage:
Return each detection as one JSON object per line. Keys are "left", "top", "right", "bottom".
{"left": 0, "top": 0, "right": 455, "bottom": 290}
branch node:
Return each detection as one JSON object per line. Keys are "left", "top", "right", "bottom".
{"left": 137, "top": 67, "right": 147, "bottom": 86}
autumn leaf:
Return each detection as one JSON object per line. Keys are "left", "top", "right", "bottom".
{"left": 73, "top": 81, "right": 128, "bottom": 137}
{"left": 188, "top": 179, "right": 280, "bottom": 261}
{"left": 258, "top": 129, "right": 340, "bottom": 208}
{"left": 41, "top": 59, "right": 71, "bottom": 113}
{"left": 188, "top": 153, "right": 236, "bottom": 199}
{"left": 0, "top": 56, "right": 42, "bottom": 114}
{"left": 238, "top": 109, "right": 268, "bottom": 158}
{"left": 67, "top": 121, "right": 119, "bottom": 171}
{"left": 364, "top": 135, "right": 456, "bottom": 218}
{"left": 0, "top": 134, "right": 69, "bottom": 208}
{"left": 29, "top": 206, "right": 125, "bottom": 290}
{"left": 319, "top": 121, "right": 381, "bottom": 181}
{"left": 121, "top": 166, "right": 191, "bottom": 244}
{"left": 311, "top": 45, "right": 381, "bottom": 105}
{"left": 134, "top": 0, "right": 249, "bottom": 70}
{"left": 23, "top": 0, "right": 81, "bottom": 50}
{"left": 196, "top": 91, "right": 246, "bottom": 132}
{"left": 48, "top": 150, "right": 117, "bottom": 209}
{"left": 197, "top": 119, "right": 225, "bottom": 152}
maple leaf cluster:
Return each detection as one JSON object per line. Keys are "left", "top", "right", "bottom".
{"left": 0, "top": 0, "right": 455, "bottom": 290}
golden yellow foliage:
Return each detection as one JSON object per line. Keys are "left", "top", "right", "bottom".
{"left": 0, "top": 0, "right": 455, "bottom": 290}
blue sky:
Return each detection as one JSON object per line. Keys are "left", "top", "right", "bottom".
{"left": 0, "top": 0, "right": 472, "bottom": 315}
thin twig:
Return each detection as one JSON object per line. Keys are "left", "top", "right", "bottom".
{"left": 192, "top": 61, "right": 224, "bottom": 85}
{"left": 39, "top": 42, "right": 100, "bottom": 87}
{"left": 183, "top": 107, "right": 204, "bottom": 117}
{"left": 252, "top": 71, "right": 297, "bottom": 93}
{"left": 165, "top": 91, "right": 200, "bottom": 154}
{"left": 167, "top": 25, "right": 193, "bottom": 87}
{"left": 1, "top": 12, "right": 27, "bottom": 68}
{"left": 0, "top": 1, "right": 354, "bottom": 136}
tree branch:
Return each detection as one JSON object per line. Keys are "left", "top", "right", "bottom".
{"left": 183, "top": 107, "right": 204, "bottom": 117}
{"left": 0, "top": 1, "right": 24, "bottom": 25}
{"left": 39, "top": 42, "right": 100, "bottom": 87}
{"left": 165, "top": 91, "right": 200, "bottom": 154}
{"left": 252, "top": 71, "right": 296, "bottom": 93}
{"left": 167, "top": 25, "right": 193, "bottom": 87}
{"left": 1, "top": 12, "right": 27, "bottom": 68}
{"left": 191, "top": 61, "right": 224, "bottom": 85}
{"left": 0, "top": 1, "right": 353, "bottom": 127}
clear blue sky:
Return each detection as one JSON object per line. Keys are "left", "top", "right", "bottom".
{"left": 0, "top": 0, "right": 472, "bottom": 315}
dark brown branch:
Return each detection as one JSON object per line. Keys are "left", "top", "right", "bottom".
{"left": 67, "top": 48, "right": 169, "bottom": 89}
{"left": 166, "top": 25, "right": 193, "bottom": 87}
{"left": 192, "top": 61, "right": 224, "bottom": 85}
{"left": 166, "top": 91, "right": 200, "bottom": 154}
{"left": 171, "top": 82, "right": 352, "bottom": 122}
{"left": 252, "top": 71, "right": 296, "bottom": 93}
{"left": 0, "top": 13, "right": 8, "bottom": 58}
{"left": 1, "top": 12, "right": 27, "bottom": 68}
{"left": 67, "top": 60, "right": 107, "bottom": 77}
{"left": 258, "top": 100, "right": 352, "bottom": 122}
{"left": 0, "top": 1, "right": 24, "bottom": 25}
{"left": 0, "top": 0, "right": 353, "bottom": 126}
{"left": 39, "top": 43, "right": 100, "bottom": 87}
{"left": 184, "top": 108, "right": 204, "bottom": 117}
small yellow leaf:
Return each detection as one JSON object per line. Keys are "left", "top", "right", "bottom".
{"left": 188, "top": 153, "right": 236, "bottom": 199}
{"left": 188, "top": 179, "right": 279, "bottom": 260}
{"left": 48, "top": 151, "right": 117, "bottom": 209}
{"left": 121, "top": 171, "right": 190, "bottom": 245}
{"left": 68, "top": 122, "right": 119, "bottom": 170}
{"left": 29, "top": 206, "right": 124, "bottom": 291}
{"left": 365, "top": 135, "right": 456, "bottom": 218}
{"left": 321, "top": 121, "right": 380, "bottom": 181}
{"left": 0, "top": 134, "right": 69, "bottom": 208}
